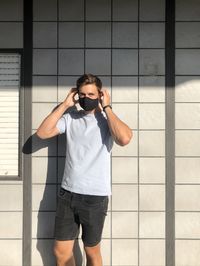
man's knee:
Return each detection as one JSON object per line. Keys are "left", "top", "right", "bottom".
{"left": 84, "top": 243, "right": 102, "bottom": 260}
{"left": 54, "top": 240, "right": 74, "bottom": 263}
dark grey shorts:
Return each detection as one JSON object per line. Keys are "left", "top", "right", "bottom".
{"left": 54, "top": 187, "right": 109, "bottom": 247}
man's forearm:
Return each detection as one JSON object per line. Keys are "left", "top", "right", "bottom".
{"left": 104, "top": 107, "right": 133, "bottom": 146}
{"left": 36, "top": 101, "right": 70, "bottom": 138}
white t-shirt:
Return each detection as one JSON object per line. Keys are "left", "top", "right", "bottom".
{"left": 56, "top": 110, "right": 113, "bottom": 196}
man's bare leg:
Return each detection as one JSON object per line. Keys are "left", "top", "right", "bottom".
{"left": 84, "top": 243, "right": 102, "bottom": 266}
{"left": 54, "top": 240, "right": 76, "bottom": 266}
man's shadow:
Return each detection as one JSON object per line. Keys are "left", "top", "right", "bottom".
{"left": 23, "top": 108, "right": 83, "bottom": 266}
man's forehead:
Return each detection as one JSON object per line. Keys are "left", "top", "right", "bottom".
{"left": 79, "top": 84, "right": 99, "bottom": 93}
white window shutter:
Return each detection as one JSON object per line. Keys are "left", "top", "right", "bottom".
{"left": 0, "top": 54, "right": 21, "bottom": 176}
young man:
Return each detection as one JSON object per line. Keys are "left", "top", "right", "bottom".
{"left": 36, "top": 74, "right": 133, "bottom": 266}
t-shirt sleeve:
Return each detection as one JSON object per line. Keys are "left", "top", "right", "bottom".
{"left": 56, "top": 114, "right": 68, "bottom": 134}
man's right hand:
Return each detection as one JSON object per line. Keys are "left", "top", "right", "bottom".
{"left": 63, "top": 88, "right": 78, "bottom": 108}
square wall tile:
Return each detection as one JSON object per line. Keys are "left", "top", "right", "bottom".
{"left": 140, "top": 0, "right": 165, "bottom": 21}
{"left": 86, "top": 0, "right": 111, "bottom": 21}
{"left": 112, "top": 76, "right": 138, "bottom": 103}
{"left": 32, "top": 184, "right": 57, "bottom": 211}
{"left": 0, "top": 240, "right": 22, "bottom": 266}
{"left": 176, "top": 158, "right": 200, "bottom": 184}
{"left": 112, "top": 212, "right": 138, "bottom": 238}
{"left": 32, "top": 103, "right": 56, "bottom": 129}
{"left": 59, "top": 49, "right": 84, "bottom": 75}
{"left": 0, "top": 212, "right": 22, "bottom": 238}
{"left": 175, "top": 185, "right": 200, "bottom": 211}
{"left": 85, "top": 49, "right": 111, "bottom": 75}
{"left": 140, "top": 49, "right": 165, "bottom": 75}
{"left": 59, "top": 0, "right": 84, "bottom": 21}
{"left": 139, "top": 103, "right": 165, "bottom": 129}
{"left": 112, "top": 22, "right": 138, "bottom": 48}
{"left": 32, "top": 157, "right": 57, "bottom": 184}
{"left": 176, "top": 240, "right": 200, "bottom": 265}
{"left": 140, "top": 185, "right": 165, "bottom": 211}
{"left": 32, "top": 76, "right": 57, "bottom": 102}
{"left": 139, "top": 130, "right": 165, "bottom": 156}
{"left": 176, "top": 50, "right": 200, "bottom": 75}
{"left": 33, "top": 0, "right": 57, "bottom": 21}
{"left": 140, "top": 212, "right": 165, "bottom": 238}
{"left": 33, "top": 22, "right": 57, "bottom": 48}
{"left": 32, "top": 211, "right": 55, "bottom": 238}
{"left": 139, "top": 239, "right": 165, "bottom": 266}
{"left": 176, "top": 0, "right": 200, "bottom": 21}
{"left": 113, "top": 0, "right": 138, "bottom": 21}
{"left": 140, "top": 23, "right": 165, "bottom": 48}
{"left": 139, "top": 76, "right": 165, "bottom": 102}
{"left": 176, "top": 212, "right": 200, "bottom": 239}
{"left": 0, "top": 23, "right": 23, "bottom": 48}
{"left": 59, "top": 23, "right": 84, "bottom": 48}
{"left": 101, "top": 239, "right": 111, "bottom": 265}
{"left": 33, "top": 49, "right": 57, "bottom": 75}
{"left": 176, "top": 130, "right": 200, "bottom": 156}
{"left": 112, "top": 184, "right": 138, "bottom": 211}
{"left": 58, "top": 76, "right": 79, "bottom": 102}
{"left": 112, "top": 239, "right": 138, "bottom": 265}
{"left": 176, "top": 103, "right": 200, "bottom": 129}
{"left": 112, "top": 130, "right": 137, "bottom": 156}
{"left": 112, "top": 49, "right": 138, "bottom": 75}
{"left": 32, "top": 239, "right": 56, "bottom": 266}
{"left": 0, "top": 0, "right": 23, "bottom": 21}
{"left": 176, "top": 77, "right": 200, "bottom": 102}
{"left": 0, "top": 185, "right": 22, "bottom": 211}
{"left": 112, "top": 157, "right": 138, "bottom": 183}
{"left": 86, "top": 22, "right": 111, "bottom": 48}
{"left": 139, "top": 158, "right": 165, "bottom": 184}
{"left": 176, "top": 22, "right": 200, "bottom": 48}
{"left": 112, "top": 103, "right": 137, "bottom": 129}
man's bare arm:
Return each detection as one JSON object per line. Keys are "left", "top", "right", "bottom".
{"left": 36, "top": 88, "right": 77, "bottom": 139}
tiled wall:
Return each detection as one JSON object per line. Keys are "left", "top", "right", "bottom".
{"left": 32, "top": 0, "right": 166, "bottom": 265}
{"left": 0, "top": 0, "right": 23, "bottom": 265}
{"left": 175, "top": 0, "right": 200, "bottom": 265}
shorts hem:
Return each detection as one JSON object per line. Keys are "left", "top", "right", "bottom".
{"left": 83, "top": 239, "right": 101, "bottom": 247}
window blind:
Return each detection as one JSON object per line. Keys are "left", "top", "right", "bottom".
{"left": 0, "top": 54, "right": 21, "bottom": 176}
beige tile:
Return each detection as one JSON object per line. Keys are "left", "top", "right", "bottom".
{"left": 176, "top": 50, "right": 200, "bottom": 75}
{"left": 33, "top": 0, "right": 57, "bottom": 21}
{"left": 59, "top": 0, "right": 84, "bottom": 21}
{"left": 140, "top": 22, "right": 165, "bottom": 48}
{"left": 139, "top": 103, "right": 165, "bottom": 129}
{"left": 32, "top": 184, "right": 57, "bottom": 211}
{"left": 112, "top": 103, "right": 137, "bottom": 130}
{"left": 176, "top": 212, "right": 200, "bottom": 239}
{"left": 59, "top": 22, "right": 84, "bottom": 48}
{"left": 112, "top": 76, "right": 138, "bottom": 103}
{"left": 33, "top": 22, "right": 57, "bottom": 48}
{"left": 140, "top": 158, "right": 165, "bottom": 183}
{"left": 176, "top": 22, "right": 200, "bottom": 48}
{"left": 176, "top": 0, "right": 200, "bottom": 21}
{"left": 0, "top": 0, "right": 23, "bottom": 21}
{"left": 176, "top": 158, "right": 200, "bottom": 184}
{"left": 176, "top": 131, "right": 200, "bottom": 156}
{"left": 176, "top": 103, "right": 200, "bottom": 129}
{"left": 175, "top": 77, "right": 200, "bottom": 102}
{"left": 101, "top": 239, "right": 111, "bottom": 266}
{"left": 86, "top": 22, "right": 111, "bottom": 48}
{"left": 0, "top": 185, "right": 22, "bottom": 211}
{"left": 112, "top": 239, "right": 138, "bottom": 265}
{"left": 32, "top": 76, "right": 57, "bottom": 102}
{"left": 176, "top": 240, "right": 200, "bottom": 265}
{"left": 140, "top": 185, "right": 165, "bottom": 211}
{"left": 139, "top": 76, "right": 165, "bottom": 102}
{"left": 175, "top": 185, "right": 200, "bottom": 211}
{"left": 0, "top": 240, "right": 22, "bottom": 266}
{"left": 112, "top": 130, "right": 137, "bottom": 156}
{"left": 32, "top": 157, "right": 57, "bottom": 184}
{"left": 32, "top": 211, "right": 55, "bottom": 238}
{"left": 139, "top": 239, "right": 165, "bottom": 266}
{"left": 0, "top": 212, "right": 22, "bottom": 238}
{"left": 140, "top": 0, "right": 165, "bottom": 21}
{"left": 32, "top": 239, "right": 56, "bottom": 266}
{"left": 58, "top": 76, "right": 79, "bottom": 102}
{"left": 112, "top": 212, "right": 138, "bottom": 238}
{"left": 113, "top": 0, "right": 138, "bottom": 21}
{"left": 140, "top": 212, "right": 165, "bottom": 238}
{"left": 139, "top": 131, "right": 165, "bottom": 156}
{"left": 33, "top": 49, "right": 57, "bottom": 75}
{"left": 0, "top": 22, "right": 23, "bottom": 48}
{"left": 85, "top": 0, "right": 111, "bottom": 21}
{"left": 112, "top": 157, "right": 138, "bottom": 183}
{"left": 112, "top": 185, "right": 138, "bottom": 211}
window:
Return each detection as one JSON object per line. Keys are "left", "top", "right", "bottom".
{"left": 0, "top": 53, "right": 21, "bottom": 178}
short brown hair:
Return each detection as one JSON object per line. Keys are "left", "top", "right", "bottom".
{"left": 76, "top": 74, "right": 102, "bottom": 92}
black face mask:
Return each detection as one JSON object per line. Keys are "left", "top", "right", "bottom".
{"left": 79, "top": 97, "right": 99, "bottom": 111}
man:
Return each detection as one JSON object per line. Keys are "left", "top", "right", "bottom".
{"left": 36, "top": 74, "right": 133, "bottom": 266}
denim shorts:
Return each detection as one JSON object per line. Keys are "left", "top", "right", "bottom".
{"left": 54, "top": 187, "right": 109, "bottom": 247}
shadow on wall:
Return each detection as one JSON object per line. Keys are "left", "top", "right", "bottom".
{"left": 23, "top": 119, "right": 83, "bottom": 266}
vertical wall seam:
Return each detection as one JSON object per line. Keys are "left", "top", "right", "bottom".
{"left": 165, "top": 0, "right": 175, "bottom": 265}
